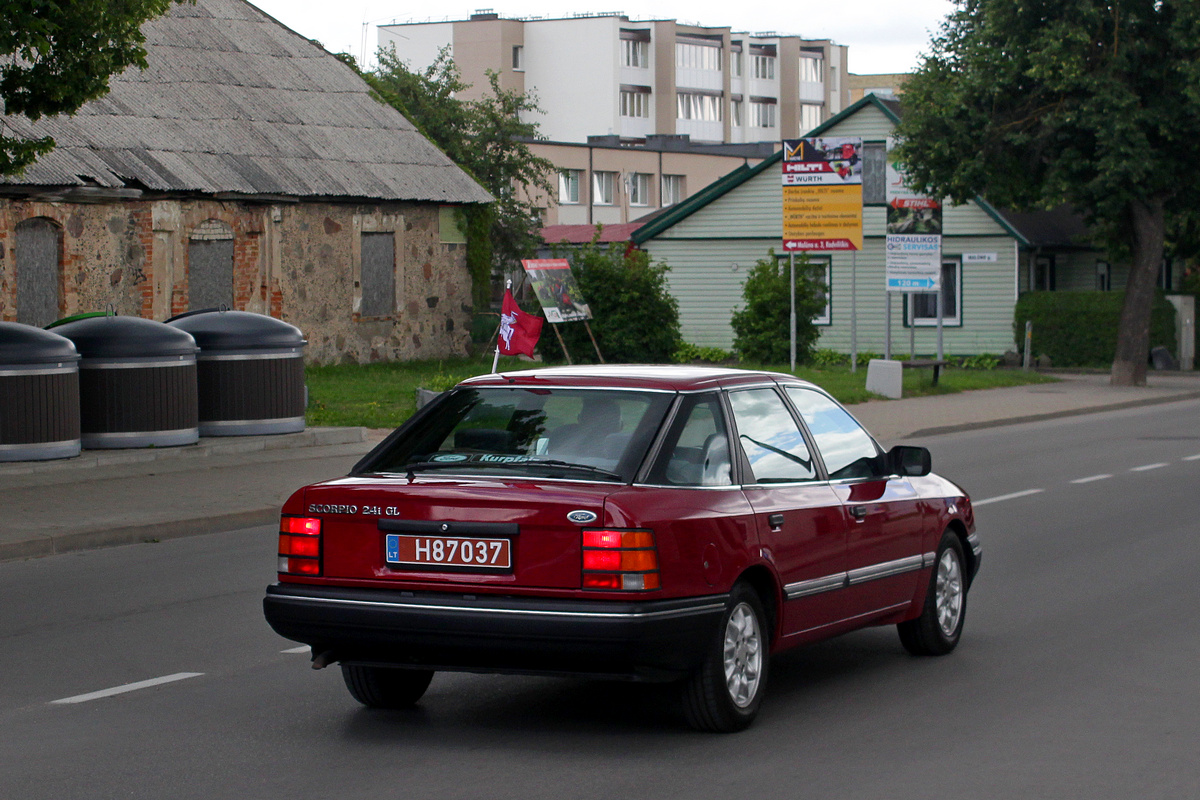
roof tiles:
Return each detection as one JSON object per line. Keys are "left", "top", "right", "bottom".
{"left": 2, "top": 0, "right": 491, "bottom": 204}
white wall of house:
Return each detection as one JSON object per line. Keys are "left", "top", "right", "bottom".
{"left": 642, "top": 98, "right": 1025, "bottom": 356}
{"left": 378, "top": 23, "right": 453, "bottom": 70}
{"left": 523, "top": 17, "right": 620, "bottom": 142}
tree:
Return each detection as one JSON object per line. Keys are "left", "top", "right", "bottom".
{"left": 730, "top": 253, "right": 826, "bottom": 365}
{"left": 538, "top": 236, "right": 681, "bottom": 364}
{"left": 364, "top": 47, "right": 555, "bottom": 305}
{"left": 892, "top": 0, "right": 1200, "bottom": 385}
{"left": 1, "top": 0, "right": 182, "bottom": 175}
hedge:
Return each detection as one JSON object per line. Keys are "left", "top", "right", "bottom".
{"left": 1013, "top": 291, "right": 1177, "bottom": 367}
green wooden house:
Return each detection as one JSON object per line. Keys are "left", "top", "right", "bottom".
{"left": 632, "top": 95, "right": 1182, "bottom": 356}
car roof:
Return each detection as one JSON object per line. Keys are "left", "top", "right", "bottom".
{"left": 458, "top": 364, "right": 819, "bottom": 393}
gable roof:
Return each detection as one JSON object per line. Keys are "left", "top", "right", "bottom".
{"left": 0, "top": 0, "right": 492, "bottom": 204}
{"left": 631, "top": 94, "right": 1067, "bottom": 247}
{"left": 632, "top": 95, "right": 899, "bottom": 244}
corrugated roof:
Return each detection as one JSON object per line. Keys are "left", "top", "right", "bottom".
{"left": 1, "top": 0, "right": 492, "bottom": 204}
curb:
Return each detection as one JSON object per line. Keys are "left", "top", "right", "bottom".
{"left": 0, "top": 427, "right": 366, "bottom": 479}
{"left": 904, "top": 390, "right": 1200, "bottom": 439}
{"left": 0, "top": 508, "right": 281, "bottom": 563}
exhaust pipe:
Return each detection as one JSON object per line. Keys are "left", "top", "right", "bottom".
{"left": 311, "top": 649, "right": 338, "bottom": 670}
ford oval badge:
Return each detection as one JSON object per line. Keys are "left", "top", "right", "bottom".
{"left": 567, "top": 510, "right": 598, "bottom": 524}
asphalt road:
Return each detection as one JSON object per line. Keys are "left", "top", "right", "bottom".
{"left": 2, "top": 400, "right": 1198, "bottom": 799}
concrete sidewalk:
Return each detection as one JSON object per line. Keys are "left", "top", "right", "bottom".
{"left": 3, "top": 371, "right": 1200, "bottom": 562}
{"left": 853, "top": 371, "right": 1200, "bottom": 444}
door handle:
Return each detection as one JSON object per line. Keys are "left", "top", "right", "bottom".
{"left": 849, "top": 505, "right": 868, "bottom": 520}
{"left": 768, "top": 513, "right": 785, "bottom": 529}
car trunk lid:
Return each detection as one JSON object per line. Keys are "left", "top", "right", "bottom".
{"left": 301, "top": 476, "right": 616, "bottom": 589}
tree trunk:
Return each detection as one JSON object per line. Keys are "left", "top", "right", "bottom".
{"left": 1111, "top": 197, "right": 1166, "bottom": 386}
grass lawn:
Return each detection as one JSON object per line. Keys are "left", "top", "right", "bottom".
{"left": 304, "top": 356, "right": 1059, "bottom": 430}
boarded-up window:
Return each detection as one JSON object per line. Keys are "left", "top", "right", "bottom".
{"left": 16, "top": 218, "right": 61, "bottom": 327}
{"left": 360, "top": 232, "right": 395, "bottom": 317}
{"left": 862, "top": 142, "right": 887, "bottom": 205}
{"left": 188, "top": 220, "right": 234, "bottom": 310}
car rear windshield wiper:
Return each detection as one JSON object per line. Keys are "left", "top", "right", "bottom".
{"left": 520, "top": 459, "right": 624, "bottom": 481}
{"left": 391, "top": 458, "right": 623, "bottom": 482}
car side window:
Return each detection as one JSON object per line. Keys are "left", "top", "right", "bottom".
{"left": 649, "top": 394, "right": 732, "bottom": 486}
{"left": 728, "top": 388, "right": 816, "bottom": 483}
{"left": 785, "top": 387, "right": 885, "bottom": 480}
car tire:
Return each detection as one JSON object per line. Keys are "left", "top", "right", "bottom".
{"left": 341, "top": 665, "right": 434, "bottom": 709}
{"left": 681, "top": 583, "right": 769, "bottom": 733}
{"left": 898, "top": 531, "right": 967, "bottom": 656}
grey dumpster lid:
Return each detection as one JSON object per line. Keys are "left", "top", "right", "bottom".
{"left": 51, "top": 315, "right": 198, "bottom": 359}
{"left": 166, "top": 310, "right": 306, "bottom": 352}
{"left": 0, "top": 321, "right": 80, "bottom": 365}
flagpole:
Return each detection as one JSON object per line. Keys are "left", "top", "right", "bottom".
{"left": 492, "top": 279, "right": 511, "bottom": 373}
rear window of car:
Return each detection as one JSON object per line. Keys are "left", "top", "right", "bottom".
{"left": 361, "top": 387, "right": 674, "bottom": 483}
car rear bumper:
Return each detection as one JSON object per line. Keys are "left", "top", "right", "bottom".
{"left": 263, "top": 583, "right": 729, "bottom": 681}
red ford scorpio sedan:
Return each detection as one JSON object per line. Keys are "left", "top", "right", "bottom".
{"left": 263, "top": 366, "right": 980, "bottom": 732}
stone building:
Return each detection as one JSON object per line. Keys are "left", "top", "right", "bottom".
{"left": 0, "top": 0, "right": 491, "bottom": 363}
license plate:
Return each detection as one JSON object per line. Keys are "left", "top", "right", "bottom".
{"left": 385, "top": 534, "right": 512, "bottom": 570}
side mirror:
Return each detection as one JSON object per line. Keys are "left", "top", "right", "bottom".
{"left": 887, "top": 445, "right": 932, "bottom": 477}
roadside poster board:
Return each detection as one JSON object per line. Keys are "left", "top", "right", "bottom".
{"left": 520, "top": 259, "right": 592, "bottom": 323}
{"left": 781, "top": 137, "right": 863, "bottom": 252}
{"left": 885, "top": 138, "right": 942, "bottom": 291}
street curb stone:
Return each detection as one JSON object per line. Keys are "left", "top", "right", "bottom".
{"left": 905, "top": 390, "right": 1200, "bottom": 438}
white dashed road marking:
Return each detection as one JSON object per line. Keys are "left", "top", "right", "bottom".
{"left": 1130, "top": 463, "right": 1169, "bottom": 472}
{"left": 1184, "top": 454, "right": 1200, "bottom": 462}
{"left": 50, "top": 673, "right": 204, "bottom": 705}
{"left": 1071, "top": 474, "right": 1113, "bottom": 484}
{"left": 973, "top": 489, "right": 1045, "bottom": 507}
{"left": 281, "top": 646, "right": 310, "bottom": 654}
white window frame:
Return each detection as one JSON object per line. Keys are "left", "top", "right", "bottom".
{"left": 776, "top": 254, "right": 831, "bottom": 325}
{"left": 627, "top": 173, "right": 651, "bottom": 207}
{"left": 730, "top": 99, "right": 743, "bottom": 127}
{"left": 512, "top": 45, "right": 524, "bottom": 71}
{"left": 813, "top": 258, "right": 831, "bottom": 325}
{"left": 592, "top": 171, "right": 616, "bottom": 206}
{"left": 799, "top": 56, "right": 823, "bottom": 83}
{"left": 677, "top": 92, "right": 723, "bottom": 121}
{"left": 750, "top": 100, "right": 776, "bottom": 128}
{"left": 908, "top": 258, "right": 962, "bottom": 327}
{"left": 622, "top": 39, "right": 648, "bottom": 68}
{"left": 675, "top": 42, "right": 722, "bottom": 71}
{"left": 620, "top": 90, "right": 650, "bottom": 118}
{"left": 752, "top": 54, "right": 776, "bottom": 80}
{"left": 730, "top": 50, "right": 742, "bottom": 78}
{"left": 661, "top": 174, "right": 684, "bottom": 207}
{"left": 800, "top": 103, "right": 822, "bottom": 134}
{"left": 558, "top": 170, "right": 581, "bottom": 205}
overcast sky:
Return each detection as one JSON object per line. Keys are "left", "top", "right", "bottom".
{"left": 245, "top": 1, "right": 955, "bottom": 75}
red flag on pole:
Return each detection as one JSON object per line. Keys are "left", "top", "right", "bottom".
{"left": 498, "top": 289, "right": 543, "bottom": 357}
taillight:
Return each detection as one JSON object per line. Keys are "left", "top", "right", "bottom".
{"left": 581, "top": 529, "right": 659, "bottom": 590}
{"left": 278, "top": 516, "right": 321, "bottom": 576}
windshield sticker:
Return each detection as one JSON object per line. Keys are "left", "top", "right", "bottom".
{"left": 431, "top": 454, "right": 469, "bottom": 462}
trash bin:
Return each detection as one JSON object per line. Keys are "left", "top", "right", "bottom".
{"left": 52, "top": 315, "right": 199, "bottom": 449}
{"left": 166, "top": 309, "right": 307, "bottom": 436}
{"left": 0, "top": 322, "right": 81, "bottom": 461}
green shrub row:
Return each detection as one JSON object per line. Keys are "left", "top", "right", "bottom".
{"left": 1013, "top": 291, "right": 1177, "bottom": 367}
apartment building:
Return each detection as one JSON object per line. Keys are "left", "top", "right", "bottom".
{"left": 378, "top": 11, "right": 850, "bottom": 145}
{"left": 528, "top": 135, "right": 773, "bottom": 226}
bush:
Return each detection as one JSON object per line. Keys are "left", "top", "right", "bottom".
{"left": 672, "top": 342, "right": 735, "bottom": 364}
{"left": 1013, "top": 291, "right": 1177, "bottom": 367}
{"left": 958, "top": 353, "right": 1001, "bottom": 370}
{"left": 811, "top": 348, "right": 848, "bottom": 367}
{"left": 537, "top": 240, "right": 681, "bottom": 363}
{"left": 731, "top": 253, "right": 826, "bottom": 364}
